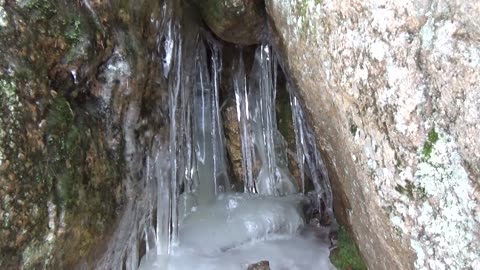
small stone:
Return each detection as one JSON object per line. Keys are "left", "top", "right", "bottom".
{"left": 247, "top": 260, "right": 270, "bottom": 270}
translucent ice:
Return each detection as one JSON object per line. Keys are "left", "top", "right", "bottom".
{"left": 138, "top": 194, "right": 335, "bottom": 270}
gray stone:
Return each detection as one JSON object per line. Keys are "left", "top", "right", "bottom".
{"left": 266, "top": 0, "right": 480, "bottom": 269}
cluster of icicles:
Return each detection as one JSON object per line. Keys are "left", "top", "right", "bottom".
{"left": 97, "top": 2, "right": 335, "bottom": 269}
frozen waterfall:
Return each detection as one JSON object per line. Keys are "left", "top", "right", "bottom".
{"left": 98, "top": 1, "right": 336, "bottom": 269}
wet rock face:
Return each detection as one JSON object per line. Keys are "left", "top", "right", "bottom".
{"left": 222, "top": 102, "right": 245, "bottom": 188}
{"left": 191, "top": 0, "right": 266, "bottom": 45}
{"left": 0, "top": 0, "right": 121, "bottom": 267}
{"left": 266, "top": 0, "right": 480, "bottom": 269}
{"left": 0, "top": 0, "right": 167, "bottom": 268}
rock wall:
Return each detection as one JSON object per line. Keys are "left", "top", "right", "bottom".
{"left": 266, "top": 0, "right": 480, "bottom": 269}
{"left": 0, "top": 0, "right": 169, "bottom": 268}
{"left": 0, "top": 1, "right": 120, "bottom": 267}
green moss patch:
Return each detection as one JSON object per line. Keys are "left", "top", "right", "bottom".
{"left": 42, "top": 96, "right": 123, "bottom": 267}
{"left": 421, "top": 128, "right": 439, "bottom": 160}
{"left": 276, "top": 84, "right": 295, "bottom": 144}
{"left": 330, "top": 226, "right": 367, "bottom": 270}
{"left": 0, "top": 1, "right": 120, "bottom": 267}
{"left": 350, "top": 124, "right": 358, "bottom": 136}
{"left": 23, "top": 0, "right": 57, "bottom": 21}
{"left": 65, "top": 16, "right": 83, "bottom": 45}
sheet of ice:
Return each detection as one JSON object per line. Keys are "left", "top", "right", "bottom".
{"left": 178, "top": 193, "right": 306, "bottom": 252}
{"left": 138, "top": 193, "right": 334, "bottom": 270}
{"left": 139, "top": 234, "right": 335, "bottom": 270}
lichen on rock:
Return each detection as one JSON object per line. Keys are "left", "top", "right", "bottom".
{"left": 411, "top": 131, "right": 478, "bottom": 269}
{"left": 265, "top": 0, "right": 480, "bottom": 269}
{"left": 0, "top": 78, "right": 19, "bottom": 166}
{"left": 0, "top": 0, "right": 7, "bottom": 27}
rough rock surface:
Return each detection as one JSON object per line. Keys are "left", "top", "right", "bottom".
{"left": 266, "top": 0, "right": 480, "bottom": 269}
{"left": 0, "top": 1, "right": 121, "bottom": 268}
{"left": 191, "top": 0, "right": 266, "bottom": 45}
{"left": 222, "top": 102, "right": 246, "bottom": 188}
{"left": 0, "top": 0, "right": 168, "bottom": 268}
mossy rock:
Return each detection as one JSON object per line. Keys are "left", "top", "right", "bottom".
{"left": 192, "top": 0, "right": 266, "bottom": 45}
{"left": 42, "top": 97, "right": 123, "bottom": 268}
{"left": 330, "top": 226, "right": 368, "bottom": 270}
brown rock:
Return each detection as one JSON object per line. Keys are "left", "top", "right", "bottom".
{"left": 191, "top": 0, "right": 266, "bottom": 45}
{"left": 222, "top": 102, "right": 244, "bottom": 187}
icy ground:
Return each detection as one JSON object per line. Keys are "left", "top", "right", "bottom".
{"left": 138, "top": 193, "right": 335, "bottom": 270}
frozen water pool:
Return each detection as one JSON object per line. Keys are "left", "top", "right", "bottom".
{"left": 138, "top": 193, "right": 335, "bottom": 270}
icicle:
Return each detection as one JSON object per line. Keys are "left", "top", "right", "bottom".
{"left": 144, "top": 225, "right": 155, "bottom": 254}
{"left": 154, "top": 17, "right": 184, "bottom": 253}
{"left": 182, "top": 72, "right": 194, "bottom": 194}
{"left": 290, "top": 94, "right": 306, "bottom": 193}
{"left": 260, "top": 45, "right": 278, "bottom": 195}
{"left": 155, "top": 141, "right": 171, "bottom": 255}
{"left": 126, "top": 227, "right": 139, "bottom": 270}
{"left": 144, "top": 154, "right": 156, "bottom": 255}
{"left": 179, "top": 31, "right": 195, "bottom": 196}
{"left": 189, "top": 37, "right": 231, "bottom": 205}
{"left": 169, "top": 23, "right": 183, "bottom": 250}
{"left": 233, "top": 50, "right": 255, "bottom": 193}
{"left": 250, "top": 45, "right": 297, "bottom": 196}
{"left": 157, "top": 0, "right": 175, "bottom": 79}
{"left": 288, "top": 84, "right": 334, "bottom": 223}
{"left": 192, "top": 40, "right": 216, "bottom": 205}
{"left": 163, "top": 22, "right": 174, "bottom": 78}
{"left": 210, "top": 44, "right": 230, "bottom": 193}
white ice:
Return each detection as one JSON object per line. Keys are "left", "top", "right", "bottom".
{"left": 138, "top": 193, "right": 335, "bottom": 270}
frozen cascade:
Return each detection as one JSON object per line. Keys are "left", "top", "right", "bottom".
{"left": 290, "top": 92, "right": 335, "bottom": 223}
{"left": 98, "top": 1, "right": 336, "bottom": 269}
{"left": 137, "top": 37, "right": 335, "bottom": 268}
{"left": 244, "top": 45, "right": 298, "bottom": 196}
{"left": 192, "top": 40, "right": 230, "bottom": 205}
